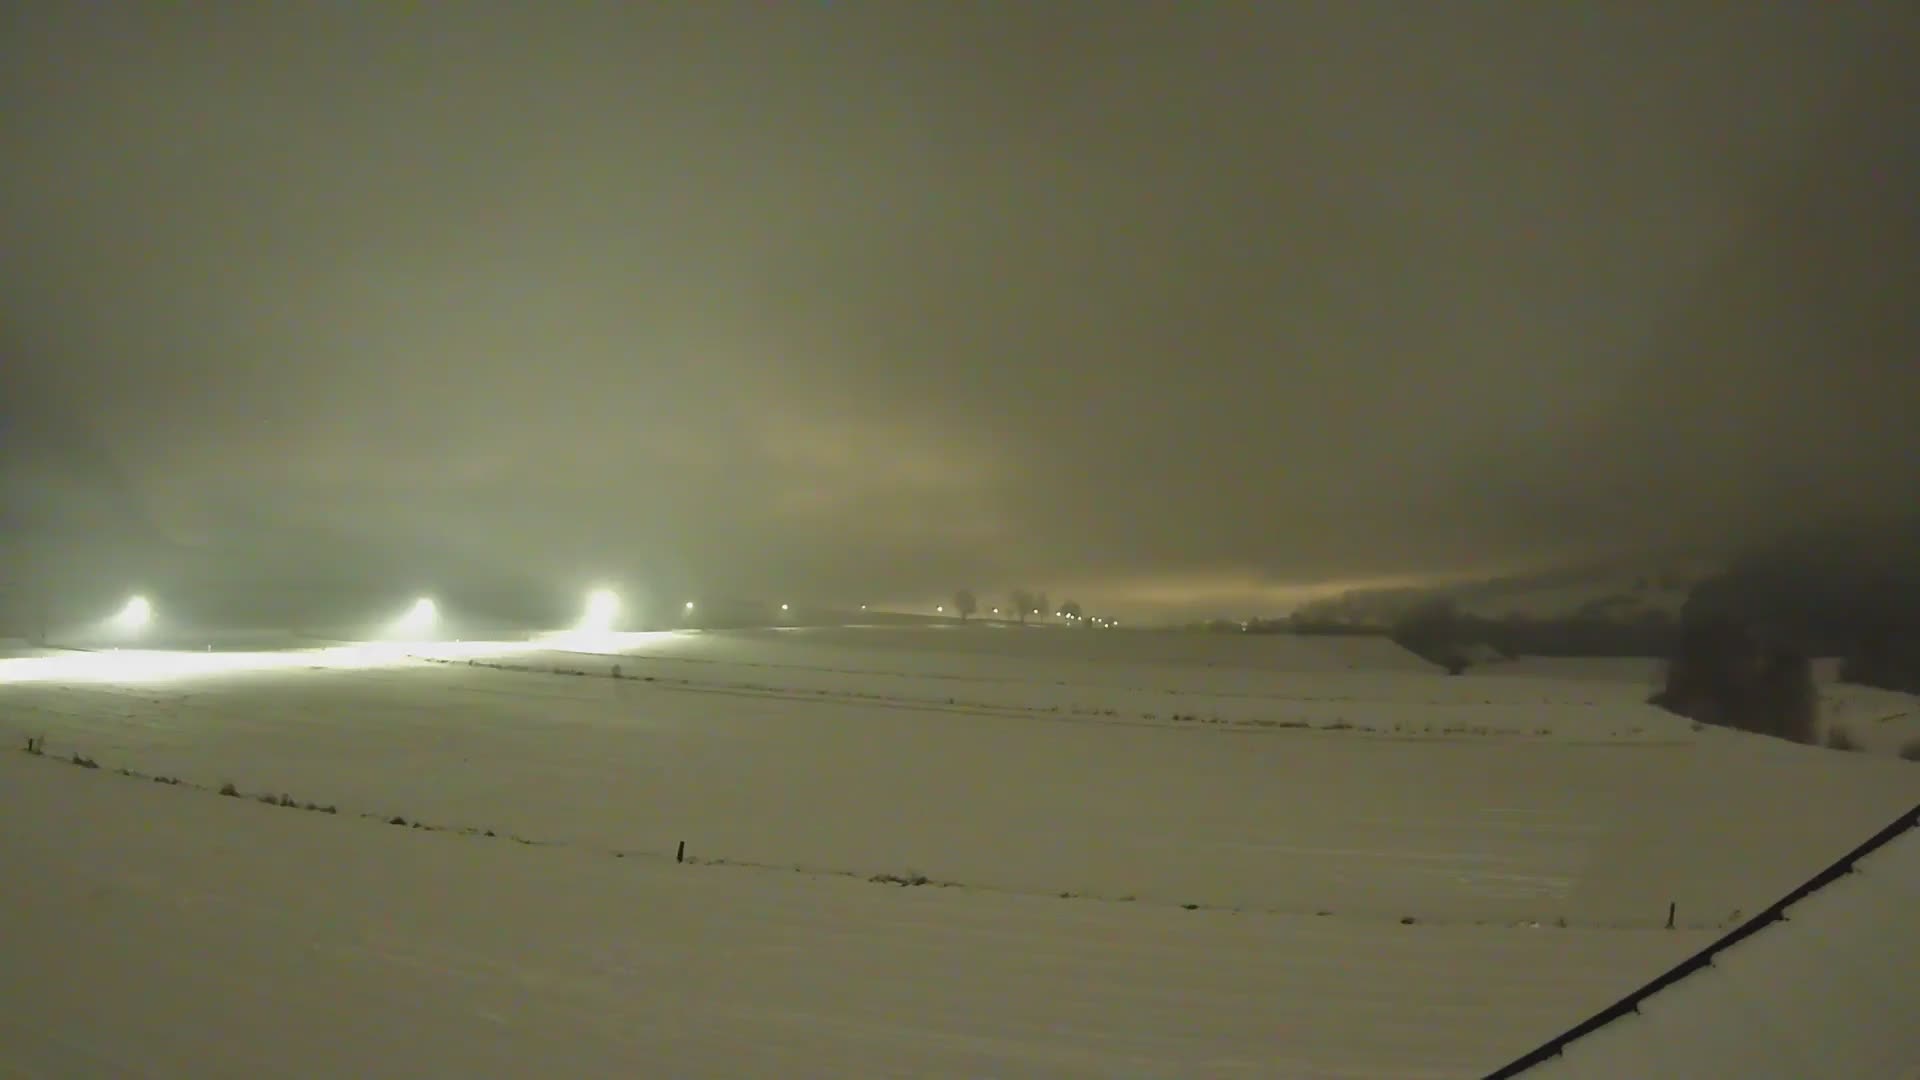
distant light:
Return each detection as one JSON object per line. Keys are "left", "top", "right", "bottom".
{"left": 392, "top": 597, "right": 437, "bottom": 637}
{"left": 936, "top": 605, "right": 945, "bottom": 613}
{"left": 860, "top": 604, "right": 868, "bottom": 611}
{"left": 992, "top": 608, "right": 1000, "bottom": 615}
{"left": 112, "top": 595, "right": 153, "bottom": 632}
{"left": 684, "top": 601, "right": 696, "bottom": 612}
{"left": 579, "top": 589, "right": 620, "bottom": 633}
{"left": 781, "top": 603, "right": 790, "bottom": 611}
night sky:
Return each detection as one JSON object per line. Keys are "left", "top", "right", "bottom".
{"left": 4, "top": 4, "right": 1916, "bottom": 621}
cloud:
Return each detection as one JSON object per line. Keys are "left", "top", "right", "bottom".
{"left": 4, "top": 4, "right": 1916, "bottom": 620}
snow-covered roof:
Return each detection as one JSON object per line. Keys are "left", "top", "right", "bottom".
{"left": 1490, "top": 803, "right": 1920, "bottom": 1079}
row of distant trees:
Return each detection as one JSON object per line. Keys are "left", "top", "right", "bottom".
{"left": 1359, "top": 596, "right": 1827, "bottom": 739}
{"left": 1649, "top": 617, "right": 1820, "bottom": 744}
{"left": 1292, "top": 602, "right": 1683, "bottom": 658}
{"left": 950, "top": 589, "right": 1085, "bottom": 625}
{"left": 1367, "top": 555, "right": 1920, "bottom": 745}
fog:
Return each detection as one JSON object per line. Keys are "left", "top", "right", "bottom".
{"left": 4, "top": 4, "right": 1916, "bottom": 621}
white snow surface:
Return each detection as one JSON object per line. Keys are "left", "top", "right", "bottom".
{"left": 1818, "top": 677, "right": 1920, "bottom": 759}
{"left": 3, "top": 626, "right": 1917, "bottom": 1076}
{"left": 1513, "top": 815, "right": 1920, "bottom": 1079}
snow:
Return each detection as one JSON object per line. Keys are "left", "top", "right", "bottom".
{"left": 1476, "top": 657, "right": 1665, "bottom": 685}
{"left": 1505, "top": 812, "right": 1920, "bottom": 1078}
{"left": 3, "top": 626, "right": 1916, "bottom": 1076}
{"left": 1817, "top": 678, "right": 1920, "bottom": 759}
{"left": 1485, "top": 655, "right": 1920, "bottom": 762}
{"left": 0, "top": 748, "right": 1705, "bottom": 1079}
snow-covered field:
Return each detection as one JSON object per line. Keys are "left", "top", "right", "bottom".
{"left": 4, "top": 627, "right": 1916, "bottom": 1076}
{"left": 1482, "top": 654, "right": 1920, "bottom": 759}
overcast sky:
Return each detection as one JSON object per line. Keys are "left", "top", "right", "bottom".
{"left": 4, "top": 3, "right": 1916, "bottom": 620}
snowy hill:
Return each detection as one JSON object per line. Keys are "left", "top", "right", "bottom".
{"left": 1293, "top": 558, "right": 1719, "bottom": 627}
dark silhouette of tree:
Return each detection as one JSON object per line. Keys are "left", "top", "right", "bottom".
{"left": 1060, "top": 600, "right": 1083, "bottom": 622}
{"left": 1652, "top": 616, "right": 1818, "bottom": 744}
{"left": 1755, "top": 647, "right": 1818, "bottom": 744}
{"left": 1389, "top": 598, "right": 1472, "bottom": 672}
{"left": 952, "top": 588, "right": 977, "bottom": 621}
{"left": 1839, "top": 625, "right": 1920, "bottom": 694}
{"left": 1009, "top": 589, "right": 1033, "bottom": 624}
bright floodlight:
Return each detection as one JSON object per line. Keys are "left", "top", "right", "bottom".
{"left": 112, "top": 595, "right": 153, "bottom": 632}
{"left": 580, "top": 589, "right": 620, "bottom": 633}
{"left": 684, "top": 600, "right": 695, "bottom": 612}
{"left": 781, "top": 603, "right": 790, "bottom": 611}
{"left": 393, "top": 596, "right": 437, "bottom": 637}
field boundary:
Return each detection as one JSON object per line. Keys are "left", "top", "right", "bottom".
{"left": 12, "top": 736, "right": 1721, "bottom": 932}
{"left": 411, "top": 654, "right": 1674, "bottom": 744}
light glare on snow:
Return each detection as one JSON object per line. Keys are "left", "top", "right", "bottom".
{"left": 0, "top": 638, "right": 549, "bottom": 686}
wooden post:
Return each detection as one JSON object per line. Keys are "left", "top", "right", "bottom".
{"left": 676, "top": 840, "right": 685, "bottom": 864}
{"left": 1666, "top": 901, "right": 1676, "bottom": 930}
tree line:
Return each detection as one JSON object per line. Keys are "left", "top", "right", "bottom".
{"left": 950, "top": 588, "right": 1087, "bottom": 625}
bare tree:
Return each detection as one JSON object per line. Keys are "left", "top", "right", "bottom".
{"left": 952, "top": 588, "right": 977, "bottom": 621}
{"left": 1060, "top": 599, "right": 1084, "bottom": 623}
{"left": 1652, "top": 618, "right": 1818, "bottom": 744}
{"left": 1009, "top": 589, "right": 1033, "bottom": 624}
{"left": 1389, "top": 598, "right": 1470, "bottom": 673}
